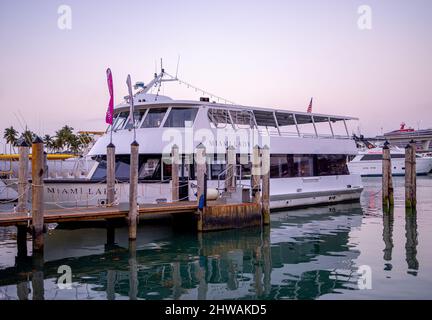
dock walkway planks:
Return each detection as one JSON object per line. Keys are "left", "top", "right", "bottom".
{"left": 0, "top": 201, "right": 198, "bottom": 227}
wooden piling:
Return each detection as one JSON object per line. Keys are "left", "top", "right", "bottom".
{"left": 409, "top": 140, "right": 417, "bottom": 208}
{"left": 261, "top": 145, "right": 270, "bottom": 225}
{"left": 225, "top": 145, "right": 236, "bottom": 193}
{"left": 17, "top": 140, "right": 30, "bottom": 214}
{"left": 171, "top": 144, "right": 179, "bottom": 202}
{"left": 196, "top": 143, "right": 206, "bottom": 203}
{"left": 106, "top": 143, "right": 116, "bottom": 206}
{"left": 405, "top": 141, "right": 416, "bottom": 208}
{"left": 382, "top": 143, "right": 394, "bottom": 209}
{"left": 128, "top": 141, "right": 139, "bottom": 240}
{"left": 405, "top": 143, "right": 412, "bottom": 208}
{"left": 251, "top": 145, "right": 261, "bottom": 204}
{"left": 31, "top": 136, "right": 45, "bottom": 252}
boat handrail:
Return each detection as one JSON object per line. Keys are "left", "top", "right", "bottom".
{"left": 217, "top": 164, "right": 243, "bottom": 192}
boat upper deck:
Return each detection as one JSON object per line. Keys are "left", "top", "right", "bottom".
{"left": 109, "top": 97, "right": 357, "bottom": 140}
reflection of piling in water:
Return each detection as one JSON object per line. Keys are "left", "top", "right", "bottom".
{"left": 382, "top": 207, "right": 394, "bottom": 264}
{"left": 31, "top": 251, "right": 44, "bottom": 300}
{"left": 106, "top": 269, "right": 116, "bottom": 300}
{"left": 194, "top": 260, "right": 208, "bottom": 300}
{"left": 253, "top": 246, "right": 264, "bottom": 297}
{"left": 128, "top": 240, "right": 138, "bottom": 300}
{"left": 172, "top": 262, "right": 183, "bottom": 300}
{"left": 17, "top": 280, "right": 29, "bottom": 300}
{"left": 405, "top": 210, "right": 419, "bottom": 274}
{"left": 262, "top": 226, "right": 272, "bottom": 295}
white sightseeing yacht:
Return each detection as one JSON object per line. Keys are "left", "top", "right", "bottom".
{"left": 348, "top": 146, "right": 432, "bottom": 176}
{"left": 41, "top": 70, "right": 363, "bottom": 209}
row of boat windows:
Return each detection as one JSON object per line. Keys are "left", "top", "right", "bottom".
{"left": 360, "top": 154, "right": 420, "bottom": 161}
{"left": 91, "top": 154, "right": 349, "bottom": 181}
{"left": 208, "top": 108, "right": 350, "bottom": 136}
{"left": 112, "top": 107, "right": 198, "bottom": 130}
{"left": 111, "top": 106, "right": 350, "bottom": 136}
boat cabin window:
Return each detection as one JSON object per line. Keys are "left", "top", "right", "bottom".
{"left": 124, "top": 110, "right": 146, "bottom": 130}
{"left": 141, "top": 108, "right": 167, "bottom": 128}
{"left": 91, "top": 159, "right": 108, "bottom": 180}
{"left": 312, "top": 116, "right": 333, "bottom": 137}
{"left": 164, "top": 107, "right": 198, "bottom": 127}
{"left": 275, "top": 112, "right": 298, "bottom": 136}
{"left": 115, "top": 155, "right": 132, "bottom": 180}
{"left": 253, "top": 110, "right": 278, "bottom": 135}
{"left": 295, "top": 114, "right": 317, "bottom": 137}
{"left": 113, "top": 112, "right": 130, "bottom": 130}
{"left": 139, "top": 158, "right": 161, "bottom": 179}
{"left": 315, "top": 154, "right": 349, "bottom": 175}
{"left": 208, "top": 109, "right": 232, "bottom": 128}
{"left": 269, "top": 154, "right": 349, "bottom": 178}
{"left": 361, "top": 154, "right": 407, "bottom": 161}
{"left": 230, "top": 110, "right": 255, "bottom": 129}
{"left": 330, "top": 117, "right": 349, "bottom": 137}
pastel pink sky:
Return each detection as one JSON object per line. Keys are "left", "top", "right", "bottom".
{"left": 0, "top": 0, "right": 431, "bottom": 145}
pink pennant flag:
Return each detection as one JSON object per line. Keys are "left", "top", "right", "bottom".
{"left": 105, "top": 68, "right": 114, "bottom": 125}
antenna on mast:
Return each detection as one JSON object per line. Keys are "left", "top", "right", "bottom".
{"left": 175, "top": 55, "right": 180, "bottom": 79}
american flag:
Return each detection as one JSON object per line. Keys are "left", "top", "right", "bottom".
{"left": 307, "top": 97, "right": 313, "bottom": 113}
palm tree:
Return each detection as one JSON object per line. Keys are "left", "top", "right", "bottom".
{"left": 55, "top": 125, "right": 74, "bottom": 152}
{"left": 3, "top": 126, "right": 18, "bottom": 153}
{"left": 43, "top": 134, "right": 54, "bottom": 152}
{"left": 69, "top": 134, "right": 82, "bottom": 154}
{"left": 21, "top": 130, "right": 35, "bottom": 146}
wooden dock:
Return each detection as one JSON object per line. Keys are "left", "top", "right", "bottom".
{"left": 0, "top": 201, "right": 261, "bottom": 228}
{"left": 0, "top": 202, "right": 200, "bottom": 227}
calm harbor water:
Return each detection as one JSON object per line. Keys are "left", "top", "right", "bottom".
{"left": 0, "top": 176, "right": 431, "bottom": 300}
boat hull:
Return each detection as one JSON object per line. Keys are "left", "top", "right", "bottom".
{"left": 42, "top": 174, "right": 363, "bottom": 210}
{"left": 348, "top": 157, "right": 432, "bottom": 176}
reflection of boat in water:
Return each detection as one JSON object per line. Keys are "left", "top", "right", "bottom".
{"left": 0, "top": 202, "right": 364, "bottom": 300}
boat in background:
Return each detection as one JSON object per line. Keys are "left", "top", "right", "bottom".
{"left": 348, "top": 146, "right": 432, "bottom": 176}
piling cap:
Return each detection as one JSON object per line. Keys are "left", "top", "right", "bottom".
{"left": 383, "top": 140, "right": 390, "bottom": 147}
{"left": 227, "top": 145, "right": 236, "bottom": 151}
{"left": 131, "top": 140, "right": 139, "bottom": 147}
{"left": 32, "top": 136, "right": 43, "bottom": 144}
{"left": 107, "top": 142, "right": 115, "bottom": 148}
{"left": 262, "top": 144, "right": 270, "bottom": 150}
{"left": 409, "top": 139, "right": 415, "bottom": 144}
